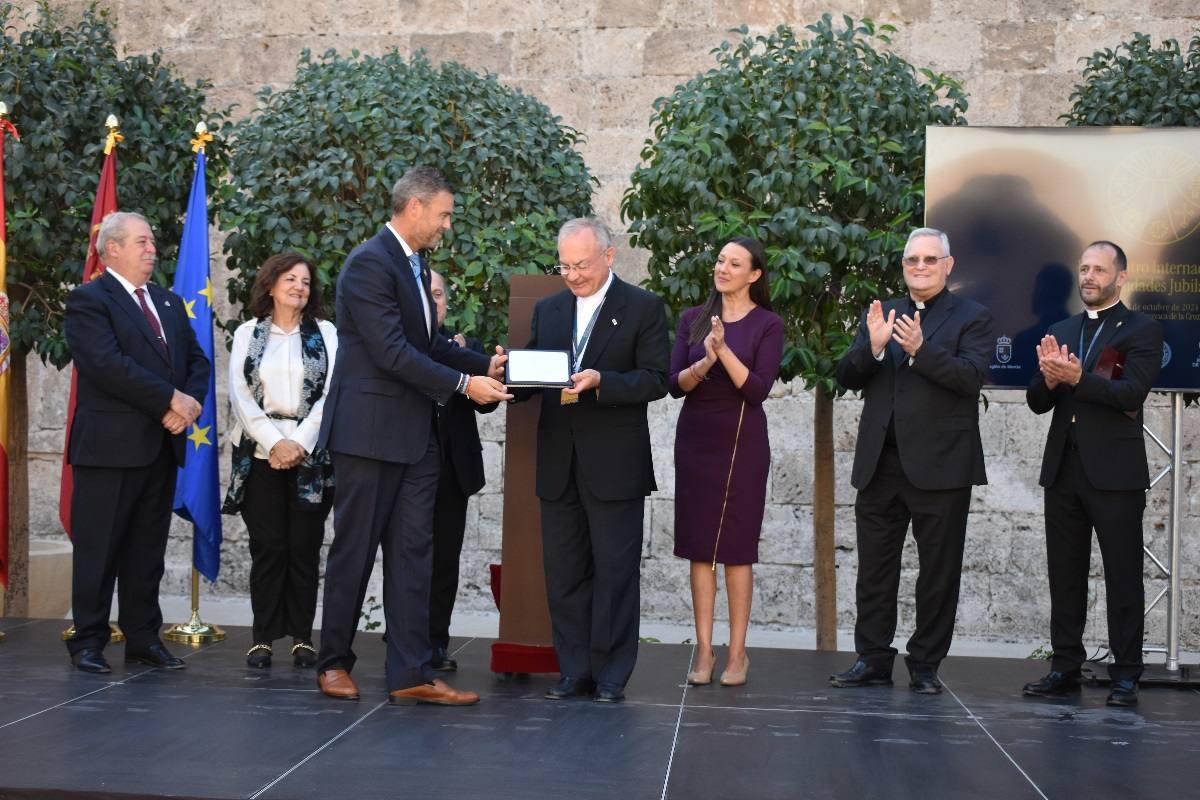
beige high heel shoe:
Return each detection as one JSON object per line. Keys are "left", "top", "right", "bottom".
{"left": 687, "top": 649, "right": 715, "bottom": 686}
{"left": 720, "top": 654, "right": 750, "bottom": 687}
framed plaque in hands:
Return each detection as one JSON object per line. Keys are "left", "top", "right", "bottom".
{"left": 505, "top": 348, "right": 573, "bottom": 388}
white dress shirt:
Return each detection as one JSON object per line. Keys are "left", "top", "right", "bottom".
{"left": 386, "top": 222, "right": 433, "bottom": 337}
{"left": 107, "top": 267, "right": 164, "bottom": 332}
{"left": 229, "top": 318, "right": 339, "bottom": 459}
{"left": 573, "top": 269, "right": 614, "bottom": 368}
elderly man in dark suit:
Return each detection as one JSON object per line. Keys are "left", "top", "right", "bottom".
{"left": 832, "top": 227, "right": 994, "bottom": 694}
{"left": 426, "top": 269, "right": 498, "bottom": 672}
{"left": 315, "top": 167, "right": 510, "bottom": 706}
{"left": 1022, "top": 241, "right": 1162, "bottom": 707}
{"left": 63, "top": 211, "right": 210, "bottom": 674}
{"left": 522, "top": 217, "right": 669, "bottom": 704}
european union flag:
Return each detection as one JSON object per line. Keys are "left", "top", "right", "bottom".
{"left": 172, "top": 147, "right": 221, "bottom": 582}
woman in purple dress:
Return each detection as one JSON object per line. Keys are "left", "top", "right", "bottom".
{"left": 670, "top": 237, "right": 784, "bottom": 688}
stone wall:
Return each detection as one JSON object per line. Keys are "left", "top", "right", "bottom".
{"left": 11, "top": 0, "right": 1200, "bottom": 648}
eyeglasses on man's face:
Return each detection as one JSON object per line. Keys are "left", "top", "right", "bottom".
{"left": 902, "top": 255, "right": 950, "bottom": 267}
{"left": 556, "top": 256, "right": 599, "bottom": 274}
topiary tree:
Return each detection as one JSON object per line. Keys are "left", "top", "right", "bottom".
{"left": 0, "top": 0, "right": 229, "bottom": 611}
{"left": 1064, "top": 29, "right": 1200, "bottom": 127}
{"left": 219, "top": 49, "right": 595, "bottom": 346}
{"left": 622, "top": 16, "right": 967, "bottom": 648}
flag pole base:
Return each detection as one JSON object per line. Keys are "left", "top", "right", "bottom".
{"left": 165, "top": 610, "right": 225, "bottom": 644}
{"left": 0, "top": 630, "right": 6, "bottom": 642}
{"left": 61, "top": 623, "right": 124, "bottom": 642}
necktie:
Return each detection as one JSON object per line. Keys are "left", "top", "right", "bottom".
{"left": 408, "top": 252, "right": 433, "bottom": 336}
{"left": 134, "top": 288, "right": 168, "bottom": 355}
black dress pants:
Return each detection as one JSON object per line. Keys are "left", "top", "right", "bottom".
{"left": 241, "top": 458, "right": 331, "bottom": 643}
{"left": 429, "top": 471, "right": 469, "bottom": 651}
{"left": 317, "top": 439, "right": 440, "bottom": 691}
{"left": 1045, "top": 447, "right": 1145, "bottom": 681}
{"left": 853, "top": 445, "right": 971, "bottom": 673}
{"left": 68, "top": 437, "right": 176, "bottom": 655}
{"left": 540, "top": 454, "right": 645, "bottom": 688}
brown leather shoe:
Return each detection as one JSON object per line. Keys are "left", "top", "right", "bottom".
{"left": 318, "top": 668, "right": 360, "bottom": 700}
{"left": 389, "top": 678, "right": 480, "bottom": 706}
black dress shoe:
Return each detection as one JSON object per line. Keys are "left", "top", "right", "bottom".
{"left": 829, "top": 659, "right": 893, "bottom": 688}
{"left": 72, "top": 648, "right": 112, "bottom": 674}
{"left": 544, "top": 675, "right": 596, "bottom": 700}
{"left": 593, "top": 684, "right": 625, "bottom": 703}
{"left": 1022, "top": 670, "right": 1081, "bottom": 697}
{"left": 909, "top": 671, "right": 943, "bottom": 695}
{"left": 126, "top": 643, "right": 186, "bottom": 670}
{"left": 1106, "top": 679, "right": 1138, "bottom": 707}
{"left": 430, "top": 646, "right": 458, "bottom": 672}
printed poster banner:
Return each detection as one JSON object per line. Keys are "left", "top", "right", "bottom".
{"left": 926, "top": 126, "right": 1200, "bottom": 391}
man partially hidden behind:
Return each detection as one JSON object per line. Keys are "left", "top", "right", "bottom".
{"left": 522, "top": 217, "right": 669, "bottom": 703}
{"left": 1023, "top": 241, "right": 1162, "bottom": 707}
{"left": 426, "top": 270, "right": 498, "bottom": 672}
{"left": 64, "top": 211, "right": 210, "bottom": 673}
{"left": 832, "top": 227, "right": 994, "bottom": 694}
{"left": 315, "top": 167, "right": 511, "bottom": 706}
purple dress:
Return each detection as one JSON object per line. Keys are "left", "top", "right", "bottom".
{"left": 670, "top": 305, "right": 785, "bottom": 565}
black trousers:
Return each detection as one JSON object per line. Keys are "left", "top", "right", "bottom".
{"left": 67, "top": 437, "right": 176, "bottom": 655}
{"left": 1045, "top": 447, "right": 1146, "bottom": 681}
{"left": 429, "top": 470, "right": 469, "bottom": 650}
{"left": 853, "top": 445, "right": 971, "bottom": 673}
{"left": 316, "top": 439, "right": 440, "bottom": 691}
{"left": 241, "top": 459, "right": 331, "bottom": 643}
{"left": 540, "top": 454, "right": 645, "bottom": 688}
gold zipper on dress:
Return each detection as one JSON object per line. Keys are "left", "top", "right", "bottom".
{"left": 711, "top": 400, "right": 747, "bottom": 572}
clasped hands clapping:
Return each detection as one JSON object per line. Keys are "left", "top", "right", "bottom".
{"left": 1035, "top": 335, "right": 1083, "bottom": 389}
{"left": 866, "top": 299, "right": 924, "bottom": 357}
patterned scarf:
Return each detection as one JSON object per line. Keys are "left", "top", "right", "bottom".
{"left": 221, "top": 316, "right": 334, "bottom": 513}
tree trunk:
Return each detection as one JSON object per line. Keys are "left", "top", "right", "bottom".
{"left": 813, "top": 388, "right": 836, "bottom": 650}
{"left": 4, "top": 351, "right": 28, "bottom": 616}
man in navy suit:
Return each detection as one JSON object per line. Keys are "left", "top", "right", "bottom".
{"left": 522, "top": 218, "right": 669, "bottom": 703}
{"left": 315, "top": 167, "right": 511, "bottom": 706}
{"left": 832, "top": 227, "right": 994, "bottom": 694}
{"left": 64, "top": 211, "right": 210, "bottom": 673}
{"left": 1022, "top": 241, "right": 1162, "bottom": 707}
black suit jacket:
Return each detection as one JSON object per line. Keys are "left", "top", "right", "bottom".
{"left": 1027, "top": 301, "right": 1162, "bottom": 490}
{"left": 436, "top": 329, "right": 497, "bottom": 497}
{"left": 524, "top": 275, "right": 669, "bottom": 502}
{"left": 836, "top": 290, "right": 994, "bottom": 491}
{"left": 318, "top": 228, "right": 490, "bottom": 464}
{"left": 64, "top": 270, "right": 210, "bottom": 468}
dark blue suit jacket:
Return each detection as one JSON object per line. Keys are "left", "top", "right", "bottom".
{"left": 64, "top": 270, "right": 211, "bottom": 469}
{"left": 318, "top": 227, "right": 489, "bottom": 464}
{"left": 837, "top": 290, "right": 994, "bottom": 491}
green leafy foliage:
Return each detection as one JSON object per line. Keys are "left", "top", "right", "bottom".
{"left": 219, "top": 49, "right": 594, "bottom": 346}
{"left": 622, "top": 16, "right": 967, "bottom": 394}
{"left": 1064, "top": 29, "right": 1200, "bottom": 127}
{"left": 0, "top": 1, "right": 230, "bottom": 367}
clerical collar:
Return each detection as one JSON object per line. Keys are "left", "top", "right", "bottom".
{"left": 909, "top": 287, "right": 946, "bottom": 312}
{"left": 1085, "top": 300, "right": 1120, "bottom": 320}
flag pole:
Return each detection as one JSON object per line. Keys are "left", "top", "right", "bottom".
{"left": 62, "top": 113, "right": 126, "bottom": 644}
{"left": 165, "top": 121, "right": 223, "bottom": 645}
{"left": 0, "top": 100, "right": 8, "bottom": 644}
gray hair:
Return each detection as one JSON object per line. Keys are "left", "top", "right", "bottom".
{"left": 391, "top": 166, "right": 453, "bottom": 215}
{"left": 558, "top": 217, "right": 613, "bottom": 252}
{"left": 905, "top": 227, "right": 951, "bottom": 256}
{"left": 96, "top": 211, "right": 151, "bottom": 254}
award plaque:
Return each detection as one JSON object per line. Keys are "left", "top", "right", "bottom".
{"left": 505, "top": 349, "right": 573, "bottom": 388}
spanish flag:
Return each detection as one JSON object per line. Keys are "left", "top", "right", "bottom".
{"left": 0, "top": 106, "right": 18, "bottom": 587}
{"left": 58, "top": 121, "right": 120, "bottom": 537}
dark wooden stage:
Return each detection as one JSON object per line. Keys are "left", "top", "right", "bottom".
{"left": 1, "top": 617, "right": 1197, "bottom": 799}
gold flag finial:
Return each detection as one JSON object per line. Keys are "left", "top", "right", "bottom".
{"left": 190, "top": 120, "right": 213, "bottom": 153}
{"left": 103, "top": 114, "right": 123, "bottom": 155}
{"left": 0, "top": 102, "right": 8, "bottom": 117}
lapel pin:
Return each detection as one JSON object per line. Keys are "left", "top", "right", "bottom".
{"left": 611, "top": 318, "right": 618, "bottom": 325}
{"left": 1116, "top": 321, "right": 1123, "bottom": 328}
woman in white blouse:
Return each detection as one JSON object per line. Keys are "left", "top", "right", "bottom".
{"left": 223, "top": 253, "right": 337, "bottom": 669}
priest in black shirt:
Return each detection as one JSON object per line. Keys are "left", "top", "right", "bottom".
{"left": 1023, "top": 240, "right": 1162, "bottom": 707}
